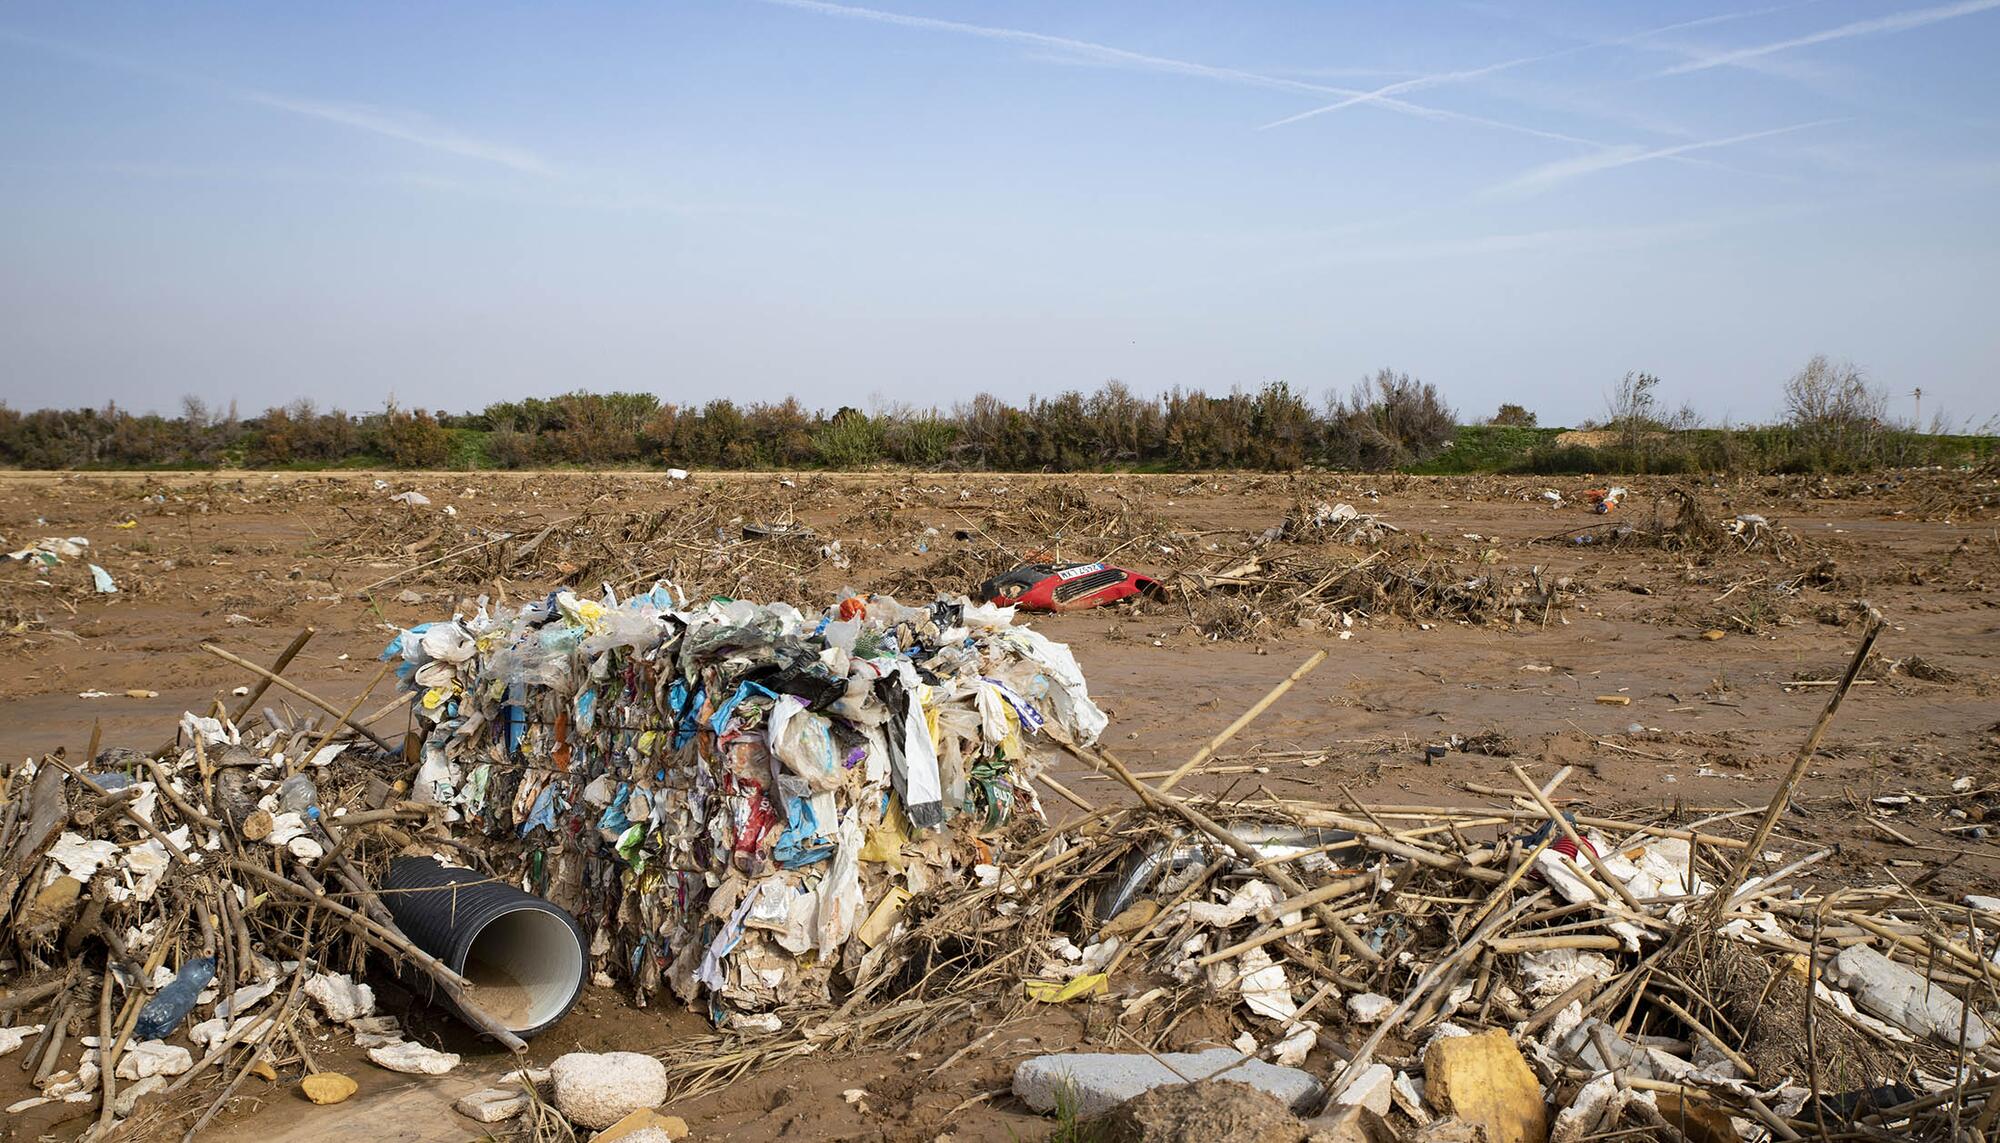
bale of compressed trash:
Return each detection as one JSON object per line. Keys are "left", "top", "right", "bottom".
{"left": 387, "top": 585, "right": 1105, "bottom": 1019}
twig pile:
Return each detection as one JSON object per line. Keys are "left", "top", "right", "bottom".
{"left": 0, "top": 635, "right": 516, "bottom": 1141}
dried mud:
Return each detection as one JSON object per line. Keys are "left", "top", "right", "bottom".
{"left": 1, "top": 468, "right": 1996, "bottom": 1142}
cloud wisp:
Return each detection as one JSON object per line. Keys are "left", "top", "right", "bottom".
{"left": 1658, "top": 0, "right": 2000, "bottom": 76}
{"left": 1490, "top": 118, "right": 1844, "bottom": 195}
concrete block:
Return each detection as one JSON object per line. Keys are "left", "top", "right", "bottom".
{"left": 1013, "top": 1048, "right": 1323, "bottom": 1120}
{"left": 455, "top": 1087, "right": 531, "bottom": 1123}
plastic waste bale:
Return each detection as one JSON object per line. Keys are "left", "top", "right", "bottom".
{"left": 387, "top": 585, "right": 1107, "bottom": 1021}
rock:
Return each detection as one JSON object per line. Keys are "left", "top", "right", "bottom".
{"left": 1391, "top": 1072, "right": 1430, "bottom": 1124}
{"left": 367, "top": 1041, "right": 459, "bottom": 1076}
{"left": 1014, "top": 1048, "right": 1323, "bottom": 1120}
{"left": 1424, "top": 1029, "right": 1548, "bottom": 1143}
{"left": 454, "top": 1087, "right": 531, "bottom": 1124}
{"left": 1100, "top": 1079, "right": 1308, "bottom": 1143}
{"left": 1825, "top": 944, "right": 1991, "bottom": 1048}
{"left": 1303, "top": 1104, "right": 1397, "bottom": 1143}
{"left": 1347, "top": 993, "right": 1393, "bottom": 1023}
{"left": 301, "top": 1072, "right": 358, "bottom": 1105}
{"left": 114, "top": 1074, "right": 168, "bottom": 1116}
{"left": 115, "top": 1041, "right": 193, "bottom": 1080}
{"left": 592, "top": 1107, "right": 692, "bottom": 1141}
{"left": 1332, "top": 1063, "right": 1394, "bottom": 1117}
{"left": 549, "top": 1051, "right": 668, "bottom": 1129}
{"left": 1549, "top": 1072, "right": 1625, "bottom": 1143}
{"left": 304, "top": 972, "right": 375, "bottom": 1024}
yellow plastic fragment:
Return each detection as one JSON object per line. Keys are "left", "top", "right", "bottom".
{"left": 1025, "top": 973, "right": 1107, "bottom": 1003}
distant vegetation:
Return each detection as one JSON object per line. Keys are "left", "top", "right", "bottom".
{"left": 1, "top": 360, "right": 1990, "bottom": 475}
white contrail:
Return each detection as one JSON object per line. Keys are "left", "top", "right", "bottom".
{"left": 1491, "top": 118, "right": 1842, "bottom": 194}
{"left": 1259, "top": 4, "right": 1808, "bottom": 131}
{"left": 1659, "top": 0, "right": 2000, "bottom": 75}
{"left": 756, "top": 0, "right": 1608, "bottom": 146}
{"left": 0, "top": 27, "right": 554, "bottom": 175}
{"left": 240, "top": 92, "right": 553, "bottom": 175}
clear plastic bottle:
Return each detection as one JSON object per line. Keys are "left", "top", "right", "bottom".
{"left": 276, "top": 774, "right": 319, "bottom": 814}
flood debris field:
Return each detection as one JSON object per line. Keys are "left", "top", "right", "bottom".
{"left": 0, "top": 467, "right": 1997, "bottom": 1143}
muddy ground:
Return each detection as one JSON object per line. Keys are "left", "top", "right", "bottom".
{"left": 1, "top": 468, "right": 1996, "bottom": 1141}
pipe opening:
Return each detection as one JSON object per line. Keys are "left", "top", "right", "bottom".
{"left": 462, "top": 907, "right": 584, "bottom": 1033}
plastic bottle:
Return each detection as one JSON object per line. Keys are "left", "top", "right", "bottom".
{"left": 132, "top": 957, "right": 216, "bottom": 1040}
{"left": 276, "top": 774, "right": 319, "bottom": 814}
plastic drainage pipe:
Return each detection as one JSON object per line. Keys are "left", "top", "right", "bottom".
{"left": 382, "top": 857, "right": 587, "bottom": 1040}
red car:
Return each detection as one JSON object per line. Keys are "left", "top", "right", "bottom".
{"left": 976, "top": 561, "right": 1162, "bottom": 612}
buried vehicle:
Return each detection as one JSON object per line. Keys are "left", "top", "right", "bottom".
{"left": 976, "top": 561, "right": 1163, "bottom": 612}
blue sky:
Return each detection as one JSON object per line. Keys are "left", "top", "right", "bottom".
{"left": 2, "top": 1, "right": 1996, "bottom": 425}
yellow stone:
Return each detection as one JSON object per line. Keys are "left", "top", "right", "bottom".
{"left": 1701, "top": 629, "right": 1726, "bottom": 641}
{"left": 595, "top": 1109, "right": 690, "bottom": 1142}
{"left": 1424, "top": 1029, "right": 1548, "bottom": 1143}
{"left": 300, "top": 1072, "right": 358, "bottom": 1105}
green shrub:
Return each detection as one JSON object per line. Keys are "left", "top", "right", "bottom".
{"left": 810, "top": 410, "right": 884, "bottom": 467}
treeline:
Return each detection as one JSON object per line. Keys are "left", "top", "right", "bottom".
{"left": 0, "top": 372, "right": 1458, "bottom": 472}
{"left": 1, "top": 361, "right": 1989, "bottom": 474}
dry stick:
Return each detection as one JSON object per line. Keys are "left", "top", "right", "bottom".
{"left": 45, "top": 756, "right": 194, "bottom": 865}
{"left": 357, "top": 517, "right": 582, "bottom": 595}
{"left": 1261, "top": 870, "right": 1385, "bottom": 922}
{"left": 199, "top": 642, "right": 401, "bottom": 754}
{"left": 1102, "top": 857, "right": 1229, "bottom": 976}
{"left": 1068, "top": 743, "right": 1383, "bottom": 966}
{"left": 136, "top": 760, "right": 219, "bottom": 830}
{"left": 358, "top": 693, "right": 410, "bottom": 729}
{"left": 30, "top": 997, "right": 69, "bottom": 1084}
{"left": 1295, "top": 802, "right": 1753, "bottom": 850}
{"left": 294, "top": 654, "right": 397, "bottom": 775}
{"left": 1157, "top": 650, "right": 1327, "bottom": 793}
{"left": 1509, "top": 763, "right": 1647, "bottom": 914}
{"left": 0, "top": 977, "right": 69, "bottom": 1014}
{"left": 1703, "top": 607, "right": 1885, "bottom": 934}
{"left": 1035, "top": 771, "right": 1094, "bottom": 813}
{"left": 1726, "top": 847, "right": 1832, "bottom": 910}
{"left": 1196, "top": 919, "right": 1323, "bottom": 967}
{"left": 93, "top": 968, "right": 115, "bottom": 1135}
{"left": 1315, "top": 889, "right": 1550, "bottom": 1116}
{"left": 151, "top": 627, "right": 316, "bottom": 758}
{"left": 223, "top": 859, "right": 470, "bottom": 990}
{"left": 283, "top": 860, "right": 529, "bottom": 1053}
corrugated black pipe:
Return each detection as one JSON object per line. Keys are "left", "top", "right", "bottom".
{"left": 382, "top": 857, "right": 586, "bottom": 1040}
